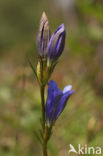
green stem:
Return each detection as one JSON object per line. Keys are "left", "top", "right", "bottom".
{"left": 40, "top": 85, "right": 45, "bottom": 131}
{"left": 43, "top": 139, "right": 47, "bottom": 156}
{"left": 40, "top": 85, "right": 48, "bottom": 156}
{"left": 40, "top": 58, "right": 49, "bottom": 156}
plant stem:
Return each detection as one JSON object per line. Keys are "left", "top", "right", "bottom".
{"left": 40, "top": 57, "right": 49, "bottom": 156}
{"left": 40, "top": 85, "right": 48, "bottom": 156}
{"left": 43, "top": 139, "right": 47, "bottom": 156}
{"left": 40, "top": 85, "right": 45, "bottom": 130}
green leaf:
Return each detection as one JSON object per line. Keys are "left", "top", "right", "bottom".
{"left": 27, "top": 56, "right": 38, "bottom": 82}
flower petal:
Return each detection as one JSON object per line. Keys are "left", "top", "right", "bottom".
{"left": 48, "top": 93, "right": 63, "bottom": 123}
{"left": 46, "top": 80, "right": 62, "bottom": 121}
{"left": 37, "top": 12, "right": 51, "bottom": 56}
{"left": 47, "top": 24, "right": 65, "bottom": 60}
{"left": 63, "top": 85, "right": 72, "bottom": 94}
{"left": 55, "top": 91, "right": 75, "bottom": 120}
{"left": 48, "top": 80, "right": 58, "bottom": 91}
{"left": 45, "top": 80, "right": 75, "bottom": 125}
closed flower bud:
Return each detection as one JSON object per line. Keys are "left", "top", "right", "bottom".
{"left": 47, "top": 24, "right": 65, "bottom": 61}
{"left": 36, "top": 13, "right": 66, "bottom": 85}
{"left": 37, "top": 12, "right": 51, "bottom": 56}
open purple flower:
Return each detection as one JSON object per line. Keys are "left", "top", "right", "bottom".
{"left": 47, "top": 24, "right": 66, "bottom": 61}
{"left": 45, "top": 80, "right": 75, "bottom": 125}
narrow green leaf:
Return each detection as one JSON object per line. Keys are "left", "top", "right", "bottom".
{"left": 34, "top": 130, "right": 42, "bottom": 145}
{"left": 27, "top": 56, "right": 38, "bottom": 81}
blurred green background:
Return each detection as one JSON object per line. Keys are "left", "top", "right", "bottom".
{"left": 0, "top": 0, "right": 103, "bottom": 155}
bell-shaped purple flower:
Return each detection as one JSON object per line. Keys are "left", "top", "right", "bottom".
{"left": 45, "top": 80, "right": 75, "bottom": 125}
{"left": 37, "top": 12, "right": 51, "bottom": 56}
{"left": 47, "top": 24, "right": 66, "bottom": 61}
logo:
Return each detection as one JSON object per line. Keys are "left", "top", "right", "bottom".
{"left": 68, "top": 144, "right": 102, "bottom": 155}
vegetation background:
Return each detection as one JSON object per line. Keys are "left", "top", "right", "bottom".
{"left": 0, "top": 0, "right": 103, "bottom": 155}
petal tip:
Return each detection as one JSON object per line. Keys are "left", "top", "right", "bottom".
{"left": 42, "top": 11, "right": 46, "bottom": 17}
{"left": 70, "top": 90, "right": 76, "bottom": 95}
{"left": 61, "top": 23, "right": 65, "bottom": 28}
{"left": 60, "top": 24, "right": 65, "bottom": 31}
{"left": 63, "top": 85, "right": 72, "bottom": 94}
{"left": 41, "top": 11, "right": 48, "bottom": 21}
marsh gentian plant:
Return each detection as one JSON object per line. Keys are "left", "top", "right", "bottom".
{"left": 29, "top": 12, "right": 75, "bottom": 156}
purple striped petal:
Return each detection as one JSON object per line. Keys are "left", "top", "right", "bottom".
{"left": 47, "top": 24, "right": 66, "bottom": 60}
{"left": 37, "top": 12, "right": 51, "bottom": 56}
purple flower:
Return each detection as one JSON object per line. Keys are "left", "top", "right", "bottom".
{"left": 45, "top": 80, "right": 75, "bottom": 125}
{"left": 37, "top": 12, "right": 51, "bottom": 56}
{"left": 37, "top": 12, "right": 65, "bottom": 61}
{"left": 47, "top": 24, "right": 66, "bottom": 61}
